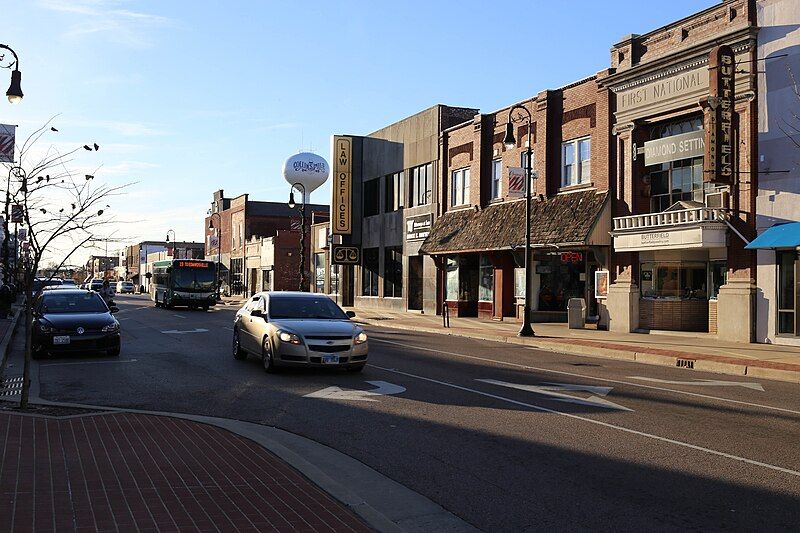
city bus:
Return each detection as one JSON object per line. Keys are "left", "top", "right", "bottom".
{"left": 150, "top": 259, "right": 217, "bottom": 310}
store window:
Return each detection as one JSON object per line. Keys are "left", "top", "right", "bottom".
{"left": 561, "top": 137, "right": 590, "bottom": 187}
{"left": 491, "top": 159, "right": 502, "bottom": 200}
{"left": 451, "top": 168, "right": 470, "bottom": 206}
{"left": 329, "top": 264, "right": 339, "bottom": 295}
{"left": 409, "top": 163, "right": 432, "bottom": 207}
{"left": 640, "top": 262, "right": 708, "bottom": 300}
{"left": 385, "top": 172, "right": 403, "bottom": 212}
{"left": 384, "top": 246, "right": 403, "bottom": 298}
{"left": 536, "top": 252, "right": 585, "bottom": 311}
{"left": 445, "top": 255, "right": 478, "bottom": 301}
{"left": 364, "top": 179, "right": 380, "bottom": 217}
{"left": 778, "top": 251, "right": 796, "bottom": 334}
{"left": 314, "top": 253, "right": 325, "bottom": 293}
{"left": 479, "top": 255, "right": 493, "bottom": 302}
{"left": 446, "top": 257, "right": 459, "bottom": 301}
{"left": 710, "top": 262, "right": 727, "bottom": 299}
{"left": 362, "top": 248, "right": 379, "bottom": 296}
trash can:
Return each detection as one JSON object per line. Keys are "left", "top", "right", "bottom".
{"left": 567, "top": 298, "right": 586, "bottom": 329}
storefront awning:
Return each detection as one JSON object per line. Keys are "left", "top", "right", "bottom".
{"left": 745, "top": 222, "right": 800, "bottom": 249}
{"left": 420, "top": 190, "right": 609, "bottom": 255}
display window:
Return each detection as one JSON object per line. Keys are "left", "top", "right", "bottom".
{"left": 640, "top": 261, "right": 708, "bottom": 300}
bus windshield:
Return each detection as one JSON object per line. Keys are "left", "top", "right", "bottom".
{"left": 172, "top": 263, "right": 215, "bottom": 292}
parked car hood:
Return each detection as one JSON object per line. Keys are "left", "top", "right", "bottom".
{"left": 269, "top": 318, "right": 359, "bottom": 337}
{"left": 40, "top": 312, "right": 115, "bottom": 329}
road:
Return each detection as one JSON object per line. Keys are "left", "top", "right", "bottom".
{"left": 35, "top": 294, "right": 800, "bottom": 531}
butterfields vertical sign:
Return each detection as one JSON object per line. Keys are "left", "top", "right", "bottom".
{"left": 704, "top": 45, "right": 735, "bottom": 183}
{"left": 332, "top": 136, "right": 352, "bottom": 235}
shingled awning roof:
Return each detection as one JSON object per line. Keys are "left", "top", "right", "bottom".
{"left": 420, "top": 189, "right": 609, "bottom": 255}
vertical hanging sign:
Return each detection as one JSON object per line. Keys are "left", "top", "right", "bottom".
{"left": 0, "top": 124, "right": 16, "bottom": 163}
{"left": 332, "top": 136, "right": 352, "bottom": 235}
{"left": 704, "top": 45, "right": 735, "bottom": 183}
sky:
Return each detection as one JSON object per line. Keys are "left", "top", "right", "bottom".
{"left": 2, "top": 0, "right": 717, "bottom": 264}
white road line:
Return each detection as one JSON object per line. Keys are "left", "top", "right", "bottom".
{"left": 368, "top": 363, "right": 800, "bottom": 478}
{"left": 172, "top": 314, "right": 186, "bottom": 319}
{"left": 372, "top": 338, "right": 800, "bottom": 416}
{"left": 222, "top": 326, "right": 234, "bottom": 331}
{"left": 41, "top": 359, "right": 138, "bottom": 367}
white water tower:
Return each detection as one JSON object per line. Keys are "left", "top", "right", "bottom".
{"left": 282, "top": 152, "right": 329, "bottom": 203}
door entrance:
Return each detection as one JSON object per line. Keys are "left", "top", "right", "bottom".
{"left": 408, "top": 256, "right": 423, "bottom": 310}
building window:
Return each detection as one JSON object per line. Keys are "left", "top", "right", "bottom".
{"left": 409, "top": 163, "right": 432, "bottom": 207}
{"left": 650, "top": 157, "right": 705, "bottom": 212}
{"left": 491, "top": 159, "right": 502, "bottom": 200}
{"left": 451, "top": 168, "right": 470, "bottom": 206}
{"left": 640, "top": 262, "right": 707, "bottom": 300}
{"left": 479, "top": 254, "right": 493, "bottom": 302}
{"left": 329, "top": 264, "right": 339, "bottom": 295}
{"left": 385, "top": 172, "right": 403, "bottom": 212}
{"left": 561, "top": 137, "right": 590, "bottom": 187}
{"left": 710, "top": 261, "right": 727, "bottom": 299}
{"left": 384, "top": 246, "right": 403, "bottom": 298}
{"left": 778, "top": 251, "right": 796, "bottom": 334}
{"left": 364, "top": 179, "right": 380, "bottom": 217}
{"left": 362, "top": 248, "right": 379, "bottom": 296}
{"left": 314, "top": 253, "right": 325, "bottom": 293}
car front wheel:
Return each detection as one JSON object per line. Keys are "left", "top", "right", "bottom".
{"left": 232, "top": 329, "right": 246, "bottom": 360}
{"left": 262, "top": 337, "right": 278, "bottom": 373}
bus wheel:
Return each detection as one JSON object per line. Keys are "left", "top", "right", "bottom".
{"left": 202, "top": 304, "right": 209, "bottom": 312}
{"left": 154, "top": 295, "right": 160, "bottom": 308}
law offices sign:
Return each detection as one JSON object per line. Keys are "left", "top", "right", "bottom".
{"left": 332, "top": 136, "right": 352, "bottom": 235}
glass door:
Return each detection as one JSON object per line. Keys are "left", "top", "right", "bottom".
{"left": 777, "top": 251, "right": 797, "bottom": 335}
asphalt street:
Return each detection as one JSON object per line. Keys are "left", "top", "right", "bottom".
{"left": 35, "top": 294, "right": 800, "bottom": 532}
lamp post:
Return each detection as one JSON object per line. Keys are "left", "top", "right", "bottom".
{"left": 0, "top": 43, "right": 23, "bottom": 104}
{"left": 165, "top": 229, "right": 176, "bottom": 258}
{"left": 503, "top": 104, "right": 536, "bottom": 337}
{"left": 288, "top": 183, "right": 307, "bottom": 291}
{"left": 208, "top": 212, "right": 222, "bottom": 297}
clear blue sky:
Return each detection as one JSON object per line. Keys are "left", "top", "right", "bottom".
{"left": 2, "top": 0, "right": 716, "bottom": 262}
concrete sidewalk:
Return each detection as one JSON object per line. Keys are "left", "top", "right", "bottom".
{"left": 351, "top": 307, "right": 800, "bottom": 384}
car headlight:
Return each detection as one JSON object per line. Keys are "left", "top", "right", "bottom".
{"left": 354, "top": 332, "right": 368, "bottom": 345}
{"left": 277, "top": 330, "right": 302, "bottom": 345}
{"left": 102, "top": 322, "right": 120, "bottom": 333}
{"left": 38, "top": 322, "right": 54, "bottom": 334}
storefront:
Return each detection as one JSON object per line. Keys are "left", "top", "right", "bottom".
{"left": 422, "top": 189, "right": 610, "bottom": 323}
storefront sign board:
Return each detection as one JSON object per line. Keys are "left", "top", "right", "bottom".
{"left": 331, "top": 245, "right": 360, "bottom": 265}
{"left": 406, "top": 213, "right": 432, "bottom": 241}
{"left": 507, "top": 167, "right": 525, "bottom": 198}
{"left": 704, "top": 45, "right": 735, "bottom": 184}
{"left": 644, "top": 130, "right": 705, "bottom": 166}
{"left": 594, "top": 270, "right": 609, "bottom": 299}
{"left": 613, "top": 225, "right": 727, "bottom": 252}
{"left": 332, "top": 136, "right": 352, "bottom": 235}
{"left": 615, "top": 67, "right": 708, "bottom": 115}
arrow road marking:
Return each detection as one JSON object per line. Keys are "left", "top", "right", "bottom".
{"left": 476, "top": 379, "right": 633, "bottom": 412}
{"left": 304, "top": 380, "right": 406, "bottom": 402}
{"left": 160, "top": 328, "right": 209, "bottom": 334}
{"left": 628, "top": 376, "right": 764, "bottom": 391}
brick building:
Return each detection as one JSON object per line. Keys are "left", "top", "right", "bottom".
{"left": 421, "top": 75, "right": 612, "bottom": 322}
{"left": 204, "top": 189, "right": 328, "bottom": 295}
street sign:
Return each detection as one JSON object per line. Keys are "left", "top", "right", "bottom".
{"left": 331, "top": 245, "right": 360, "bottom": 265}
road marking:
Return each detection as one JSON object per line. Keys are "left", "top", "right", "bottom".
{"left": 371, "top": 338, "right": 800, "bottom": 416}
{"left": 629, "top": 376, "right": 765, "bottom": 391}
{"left": 369, "top": 363, "right": 800, "bottom": 478}
{"left": 222, "top": 326, "right": 234, "bottom": 331}
{"left": 476, "top": 379, "right": 632, "bottom": 411}
{"left": 304, "top": 381, "right": 405, "bottom": 402}
{"left": 160, "top": 328, "right": 209, "bottom": 334}
{"left": 40, "top": 359, "right": 138, "bottom": 367}
{"left": 172, "top": 314, "right": 186, "bottom": 319}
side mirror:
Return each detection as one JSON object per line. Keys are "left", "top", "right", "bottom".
{"left": 110, "top": 306, "right": 119, "bottom": 314}
{"left": 250, "top": 309, "right": 263, "bottom": 318}
{"left": 346, "top": 311, "right": 356, "bottom": 318}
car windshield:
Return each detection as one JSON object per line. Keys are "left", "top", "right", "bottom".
{"left": 269, "top": 295, "right": 348, "bottom": 320}
{"left": 40, "top": 292, "right": 108, "bottom": 314}
{"left": 172, "top": 264, "right": 215, "bottom": 292}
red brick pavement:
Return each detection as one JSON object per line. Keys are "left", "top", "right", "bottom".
{"left": 0, "top": 411, "right": 372, "bottom": 532}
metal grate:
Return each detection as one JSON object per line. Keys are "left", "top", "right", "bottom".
{"left": 676, "top": 358, "right": 695, "bottom": 369}
{"left": 0, "top": 376, "right": 23, "bottom": 397}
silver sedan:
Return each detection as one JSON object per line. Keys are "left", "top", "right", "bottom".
{"left": 232, "top": 292, "right": 368, "bottom": 372}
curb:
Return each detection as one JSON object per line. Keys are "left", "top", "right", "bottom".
{"left": 357, "top": 319, "right": 800, "bottom": 385}
{"left": 0, "top": 307, "right": 21, "bottom": 383}
{"left": 0, "top": 397, "right": 477, "bottom": 533}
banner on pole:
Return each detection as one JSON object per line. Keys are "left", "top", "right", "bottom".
{"left": 0, "top": 124, "right": 16, "bottom": 163}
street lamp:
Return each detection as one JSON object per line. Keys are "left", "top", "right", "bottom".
{"left": 0, "top": 44, "right": 23, "bottom": 104}
{"left": 503, "top": 104, "right": 536, "bottom": 337}
{"left": 288, "top": 182, "right": 307, "bottom": 291}
{"left": 165, "top": 229, "right": 176, "bottom": 258}
{"left": 208, "top": 213, "right": 221, "bottom": 297}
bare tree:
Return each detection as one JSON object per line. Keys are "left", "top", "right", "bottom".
{"left": 2, "top": 117, "right": 129, "bottom": 408}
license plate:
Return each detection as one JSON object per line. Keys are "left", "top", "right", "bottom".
{"left": 53, "top": 335, "right": 70, "bottom": 345}
{"left": 322, "top": 355, "right": 339, "bottom": 364}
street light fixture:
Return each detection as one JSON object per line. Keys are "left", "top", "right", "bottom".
{"left": 165, "top": 229, "right": 177, "bottom": 258}
{"left": 287, "top": 182, "right": 307, "bottom": 291}
{"left": 504, "top": 104, "right": 536, "bottom": 337}
{"left": 0, "top": 44, "right": 23, "bottom": 104}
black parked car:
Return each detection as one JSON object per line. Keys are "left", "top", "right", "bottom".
{"left": 32, "top": 289, "right": 121, "bottom": 358}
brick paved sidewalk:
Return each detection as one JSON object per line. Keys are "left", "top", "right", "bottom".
{"left": 0, "top": 410, "right": 371, "bottom": 532}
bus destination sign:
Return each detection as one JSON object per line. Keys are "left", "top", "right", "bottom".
{"left": 178, "top": 261, "right": 211, "bottom": 268}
